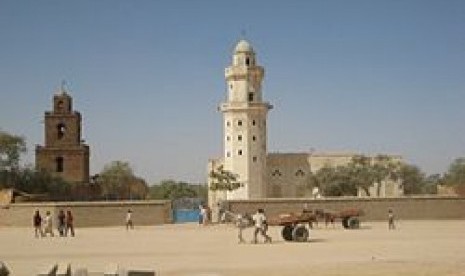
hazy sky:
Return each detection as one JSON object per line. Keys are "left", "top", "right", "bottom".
{"left": 1, "top": 1, "right": 464, "bottom": 184}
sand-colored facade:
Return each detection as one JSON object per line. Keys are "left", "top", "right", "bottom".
{"left": 208, "top": 40, "right": 403, "bottom": 204}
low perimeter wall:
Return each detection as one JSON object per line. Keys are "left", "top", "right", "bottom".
{"left": 2, "top": 197, "right": 463, "bottom": 227}
{"left": 225, "top": 196, "right": 465, "bottom": 221}
{"left": 0, "top": 200, "right": 172, "bottom": 227}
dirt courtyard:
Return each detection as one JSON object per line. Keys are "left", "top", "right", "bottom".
{"left": 1, "top": 220, "right": 465, "bottom": 275}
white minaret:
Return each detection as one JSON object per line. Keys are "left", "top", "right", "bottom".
{"left": 219, "top": 40, "right": 272, "bottom": 199}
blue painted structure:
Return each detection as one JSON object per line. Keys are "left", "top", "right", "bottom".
{"left": 173, "top": 209, "right": 201, "bottom": 223}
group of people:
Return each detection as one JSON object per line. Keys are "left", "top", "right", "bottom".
{"left": 236, "top": 208, "right": 272, "bottom": 244}
{"left": 33, "top": 209, "right": 74, "bottom": 238}
{"left": 32, "top": 205, "right": 396, "bottom": 240}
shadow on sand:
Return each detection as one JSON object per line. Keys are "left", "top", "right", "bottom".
{"left": 256, "top": 238, "right": 327, "bottom": 245}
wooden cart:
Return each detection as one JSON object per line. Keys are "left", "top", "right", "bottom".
{"left": 268, "top": 208, "right": 364, "bottom": 242}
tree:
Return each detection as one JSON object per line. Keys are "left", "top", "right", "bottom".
{"left": 423, "top": 174, "right": 440, "bottom": 194}
{"left": 398, "top": 164, "right": 426, "bottom": 194}
{"left": 190, "top": 183, "right": 208, "bottom": 202}
{"left": 0, "top": 131, "right": 26, "bottom": 171}
{"left": 371, "top": 155, "right": 401, "bottom": 196}
{"left": 345, "top": 155, "right": 401, "bottom": 197}
{"left": 308, "top": 166, "right": 357, "bottom": 197}
{"left": 98, "top": 161, "right": 147, "bottom": 200}
{"left": 0, "top": 131, "right": 27, "bottom": 189}
{"left": 209, "top": 165, "right": 242, "bottom": 191}
{"left": 14, "top": 166, "right": 72, "bottom": 200}
{"left": 124, "top": 177, "right": 149, "bottom": 199}
{"left": 346, "top": 155, "right": 376, "bottom": 196}
{"left": 149, "top": 180, "right": 200, "bottom": 200}
{"left": 443, "top": 158, "right": 465, "bottom": 187}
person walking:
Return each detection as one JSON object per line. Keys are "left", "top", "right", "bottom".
{"left": 57, "top": 209, "right": 66, "bottom": 237}
{"left": 33, "top": 210, "right": 44, "bottom": 238}
{"left": 126, "top": 209, "right": 134, "bottom": 230}
{"left": 235, "top": 213, "right": 248, "bottom": 243}
{"left": 252, "top": 208, "right": 272, "bottom": 244}
{"left": 198, "top": 205, "right": 204, "bottom": 225}
{"left": 204, "top": 205, "right": 211, "bottom": 225}
{"left": 65, "top": 210, "right": 75, "bottom": 237}
{"left": 43, "top": 211, "right": 54, "bottom": 237}
{"left": 388, "top": 208, "right": 396, "bottom": 230}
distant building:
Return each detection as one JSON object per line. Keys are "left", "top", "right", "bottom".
{"left": 208, "top": 40, "right": 403, "bottom": 205}
{"left": 36, "top": 87, "right": 90, "bottom": 184}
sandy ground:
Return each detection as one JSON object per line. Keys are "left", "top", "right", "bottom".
{"left": 1, "top": 220, "right": 465, "bottom": 275}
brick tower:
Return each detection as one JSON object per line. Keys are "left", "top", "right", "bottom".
{"left": 36, "top": 87, "right": 90, "bottom": 184}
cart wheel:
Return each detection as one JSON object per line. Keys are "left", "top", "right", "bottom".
{"left": 281, "top": 225, "right": 294, "bottom": 241}
{"left": 292, "top": 225, "right": 309, "bottom": 242}
{"left": 342, "top": 217, "right": 349, "bottom": 229}
{"left": 348, "top": 217, "right": 360, "bottom": 229}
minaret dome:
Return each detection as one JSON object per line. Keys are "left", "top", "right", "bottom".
{"left": 234, "top": 39, "right": 254, "bottom": 53}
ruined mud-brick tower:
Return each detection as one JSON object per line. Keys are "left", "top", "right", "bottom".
{"left": 36, "top": 87, "right": 90, "bottom": 184}
{"left": 219, "top": 40, "right": 273, "bottom": 199}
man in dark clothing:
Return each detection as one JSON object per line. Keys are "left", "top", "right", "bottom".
{"left": 66, "top": 210, "right": 75, "bottom": 237}
{"left": 57, "top": 209, "right": 66, "bottom": 236}
{"left": 33, "top": 210, "right": 44, "bottom": 238}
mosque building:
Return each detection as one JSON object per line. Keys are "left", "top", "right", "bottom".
{"left": 208, "top": 40, "right": 403, "bottom": 205}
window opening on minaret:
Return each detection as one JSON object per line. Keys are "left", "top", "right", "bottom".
{"left": 238, "top": 150, "right": 243, "bottom": 156}
{"left": 57, "top": 123, "right": 66, "bottom": 139}
{"left": 272, "top": 169, "right": 282, "bottom": 177}
{"left": 56, "top": 157, "right": 64, "bottom": 172}
{"left": 252, "top": 136, "right": 256, "bottom": 141}
{"left": 226, "top": 136, "right": 230, "bottom": 141}
{"left": 245, "top": 57, "right": 250, "bottom": 66}
{"left": 226, "top": 151, "right": 231, "bottom": 157}
{"left": 238, "top": 120, "right": 242, "bottom": 126}
{"left": 252, "top": 120, "right": 256, "bottom": 126}
{"left": 238, "top": 135, "right": 242, "bottom": 141}
{"left": 226, "top": 121, "right": 231, "bottom": 127}
{"left": 248, "top": 93, "right": 254, "bottom": 102}
{"left": 57, "top": 100, "right": 64, "bottom": 112}
{"left": 295, "top": 169, "right": 305, "bottom": 177}
{"left": 253, "top": 156, "right": 257, "bottom": 162}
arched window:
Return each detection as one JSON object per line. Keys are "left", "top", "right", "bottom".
{"left": 295, "top": 169, "right": 305, "bottom": 177}
{"left": 57, "top": 123, "right": 66, "bottom": 139}
{"left": 57, "top": 100, "right": 64, "bottom": 111}
{"left": 245, "top": 57, "right": 250, "bottom": 66}
{"left": 56, "top": 157, "right": 64, "bottom": 172}
{"left": 271, "top": 169, "right": 282, "bottom": 177}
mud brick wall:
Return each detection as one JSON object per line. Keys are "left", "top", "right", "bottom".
{"left": 225, "top": 196, "right": 465, "bottom": 221}
{"left": 0, "top": 200, "right": 172, "bottom": 227}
